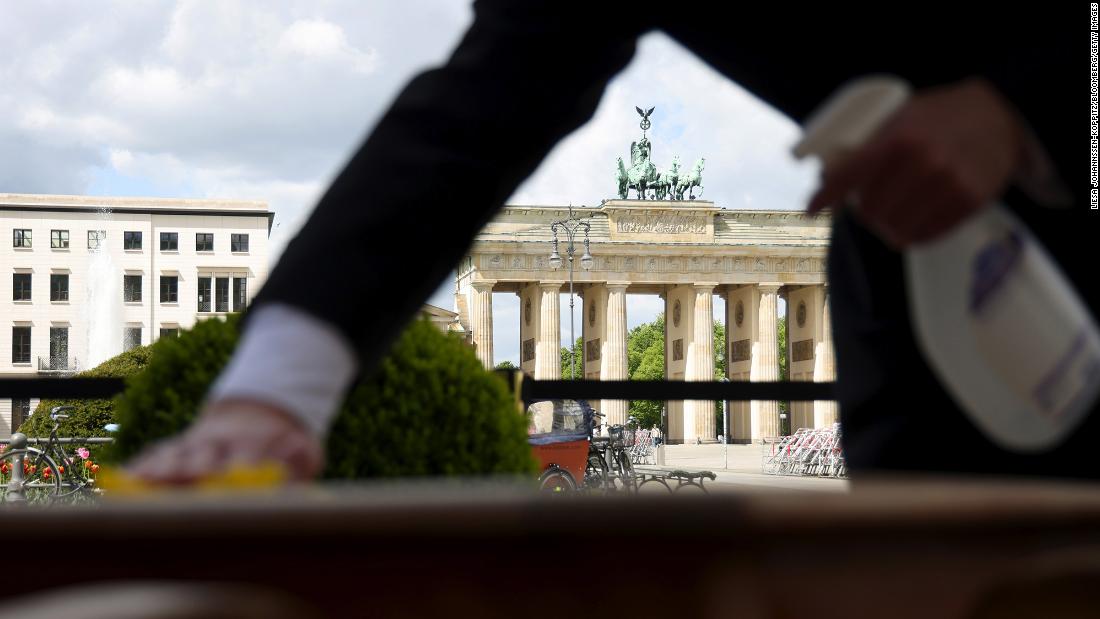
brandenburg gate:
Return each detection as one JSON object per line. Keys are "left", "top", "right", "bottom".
{"left": 455, "top": 198, "right": 833, "bottom": 444}
{"left": 454, "top": 108, "right": 834, "bottom": 444}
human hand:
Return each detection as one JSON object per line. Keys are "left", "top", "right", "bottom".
{"left": 126, "top": 399, "right": 323, "bottom": 485}
{"left": 806, "top": 77, "right": 1027, "bottom": 248}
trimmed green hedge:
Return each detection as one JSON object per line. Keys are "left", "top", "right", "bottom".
{"left": 106, "top": 315, "right": 242, "bottom": 462}
{"left": 20, "top": 345, "right": 154, "bottom": 442}
{"left": 106, "top": 315, "right": 537, "bottom": 479}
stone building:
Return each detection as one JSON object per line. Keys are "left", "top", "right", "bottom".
{"left": 455, "top": 199, "right": 833, "bottom": 444}
{"left": 0, "top": 193, "right": 272, "bottom": 433}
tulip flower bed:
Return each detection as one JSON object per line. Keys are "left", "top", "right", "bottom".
{"left": 0, "top": 444, "right": 103, "bottom": 504}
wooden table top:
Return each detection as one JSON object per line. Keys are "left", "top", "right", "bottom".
{"left": 3, "top": 475, "right": 1099, "bottom": 618}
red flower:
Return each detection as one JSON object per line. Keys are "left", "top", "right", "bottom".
{"left": 58, "top": 465, "right": 64, "bottom": 474}
{"left": 42, "top": 468, "right": 51, "bottom": 479}
{"left": 90, "top": 464, "right": 100, "bottom": 474}
{"left": 84, "top": 460, "right": 93, "bottom": 469}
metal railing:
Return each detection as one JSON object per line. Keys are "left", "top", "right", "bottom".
{"left": 36, "top": 356, "right": 79, "bottom": 373}
{"left": 518, "top": 378, "right": 833, "bottom": 405}
{"left": 0, "top": 437, "right": 114, "bottom": 445}
{"left": 0, "top": 373, "right": 835, "bottom": 404}
{"left": 0, "top": 372, "right": 837, "bottom": 501}
{"left": 0, "top": 377, "right": 125, "bottom": 399}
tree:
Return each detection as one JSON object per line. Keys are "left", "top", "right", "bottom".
{"left": 627, "top": 316, "right": 665, "bottom": 429}
{"left": 20, "top": 345, "right": 153, "bottom": 461}
{"left": 559, "top": 337, "right": 584, "bottom": 379}
{"left": 712, "top": 319, "right": 726, "bottom": 436}
{"left": 777, "top": 315, "right": 790, "bottom": 433}
{"left": 494, "top": 360, "right": 518, "bottom": 370}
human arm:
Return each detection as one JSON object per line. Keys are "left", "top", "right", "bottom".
{"left": 127, "top": 1, "right": 645, "bottom": 482}
{"left": 126, "top": 304, "right": 354, "bottom": 482}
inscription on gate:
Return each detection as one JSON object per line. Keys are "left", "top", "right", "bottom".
{"left": 730, "top": 338, "right": 751, "bottom": 362}
{"left": 615, "top": 213, "right": 707, "bottom": 234}
{"left": 586, "top": 338, "right": 601, "bottom": 362}
{"left": 672, "top": 338, "right": 684, "bottom": 361}
{"left": 522, "top": 338, "right": 535, "bottom": 362}
{"left": 792, "top": 339, "right": 814, "bottom": 362}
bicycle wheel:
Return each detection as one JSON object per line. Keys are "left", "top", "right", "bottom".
{"left": 613, "top": 450, "right": 636, "bottom": 493}
{"left": 538, "top": 466, "right": 577, "bottom": 495}
{"left": 0, "top": 449, "right": 62, "bottom": 504}
{"left": 583, "top": 454, "right": 609, "bottom": 494}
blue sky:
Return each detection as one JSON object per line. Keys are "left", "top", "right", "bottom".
{"left": 3, "top": 2, "right": 816, "bottom": 365}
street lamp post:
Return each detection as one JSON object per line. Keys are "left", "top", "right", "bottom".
{"left": 549, "top": 206, "right": 593, "bottom": 380}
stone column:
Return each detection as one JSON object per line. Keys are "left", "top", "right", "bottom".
{"left": 685, "top": 283, "right": 717, "bottom": 443}
{"left": 813, "top": 286, "right": 838, "bottom": 427}
{"left": 750, "top": 284, "right": 781, "bottom": 440}
{"left": 535, "top": 282, "right": 562, "bottom": 380}
{"left": 470, "top": 280, "right": 495, "bottom": 370}
{"left": 601, "top": 282, "right": 629, "bottom": 426}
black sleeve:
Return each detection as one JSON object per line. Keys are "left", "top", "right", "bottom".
{"left": 976, "top": 7, "right": 1080, "bottom": 201}
{"left": 250, "top": 1, "right": 645, "bottom": 367}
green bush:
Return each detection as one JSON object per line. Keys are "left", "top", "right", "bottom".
{"left": 105, "top": 315, "right": 242, "bottom": 462}
{"left": 20, "top": 345, "right": 154, "bottom": 442}
{"left": 108, "top": 315, "right": 537, "bottom": 479}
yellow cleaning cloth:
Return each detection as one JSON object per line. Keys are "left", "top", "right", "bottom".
{"left": 97, "top": 462, "right": 287, "bottom": 496}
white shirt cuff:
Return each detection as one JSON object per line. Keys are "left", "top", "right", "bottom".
{"left": 207, "top": 303, "right": 358, "bottom": 437}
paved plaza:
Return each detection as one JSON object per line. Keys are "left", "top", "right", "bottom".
{"left": 651, "top": 443, "right": 849, "bottom": 493}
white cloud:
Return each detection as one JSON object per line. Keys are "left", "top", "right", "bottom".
{"left": 2, "top": 3, "right": 820, "bottom": 310}
{"left": 278, "top": 18, "right": 378, "bottom": 74}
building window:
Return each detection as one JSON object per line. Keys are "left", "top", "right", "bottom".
{"left": 159, "top": 328, "right": 179, "bottom": 339}
{"left": 12, "top": 273, "right": 31, "bottom": 302}
{"left": 231, "top": 234, "right": 249, "bottom": 252}
{"left": 160, "top": 232, "right": 178, "bottom": 251}
{"left": 51, "top": 230, "right": 69, "bottom": 249}
{"left": 88, "top": 230, "right": 105, "bottom": 250}
{"left": 198, "top": 277, "right": 211, "bottom": 312}
{"left": 50, "top": 274, "right": 69, "bottom": 302}
{"left": 124, "top": 231, "right": 142, "bottom": 250}
{"left": 49, "top": 327, "right": 68, "bottom": 370}
{"left": 12, "top": 327, "right": 30, "bottom": 364}
{"left": 232, "top": 277, "right": 247, "bottom": 312}
{"left": 11, "top": 398, "right": 31, "bottom": 431}
{"left": 123, "top": 275, "right": 142, "bottom": 303}
{"left": 13, "top": 229, "right": 31, "bottom": 248}
{"left": 215, "top": 277, "right": 229, "bottom": 312}
{"left": 123, "top": 328, "right": 142, "bottom": 351}
{"left": 160, "top": 276, "right": 178, "bottom": 303}
{"left": 196, "top": 233, "right": 213, "bottom": 252}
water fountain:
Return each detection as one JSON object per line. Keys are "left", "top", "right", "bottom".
{"left": 84, "top": 207, "right": 122, "bottom": 369}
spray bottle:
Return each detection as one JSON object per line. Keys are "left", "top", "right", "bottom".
{"left": 793, "top": 76, "right": 1100, "bottom": 451}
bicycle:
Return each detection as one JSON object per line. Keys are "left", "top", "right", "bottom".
{"left": 1, "top": 406, "right": 100, "bottom": 504}
{"left": 583, "top": 414, "right": 636, "bottom": 494}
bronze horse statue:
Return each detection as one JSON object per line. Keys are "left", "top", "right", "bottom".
{"left": 616, "top": 137, "right": 660, "bottom": 199}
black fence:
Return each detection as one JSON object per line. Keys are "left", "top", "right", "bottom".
{"left": 0, "top": 374, "right": 833, "bottom": 404}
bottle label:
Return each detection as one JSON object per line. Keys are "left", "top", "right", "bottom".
{"left": 909, "top": 208, "right": 1100, "bottom": 450}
